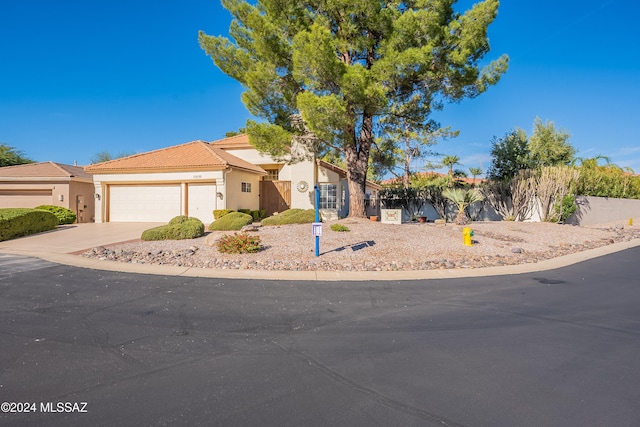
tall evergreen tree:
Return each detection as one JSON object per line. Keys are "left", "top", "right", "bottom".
{"left": 0, "top": 144, "right": 33, "bottom": 167}
{"left": 200, "top": 0, "right": 508, "bottom": 217}
{"left": 528, "top": 117, "right": 576, "bottom": 167}
{"left": 487, "top": 128, "right": 530, "bottom": 181}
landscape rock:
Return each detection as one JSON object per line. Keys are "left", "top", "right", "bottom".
{"left": 79, "top": 220, "right": 640, "bottom": 273}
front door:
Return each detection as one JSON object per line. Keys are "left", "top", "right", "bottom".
{"left": 260, "top": 181, "right": 291, "bottom": 216}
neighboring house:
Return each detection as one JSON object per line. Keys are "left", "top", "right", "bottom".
{"left": 0, "top": 161, "right": 95, "bottom": 223}
{"left": 85, "top": 134, "right": 381, "bottom": 223}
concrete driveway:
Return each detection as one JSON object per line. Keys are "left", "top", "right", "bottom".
{"left": 0, "top": 222, "right": 162, "bottom": 254}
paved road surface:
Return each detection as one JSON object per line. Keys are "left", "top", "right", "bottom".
{"left": 1, "top": 248, "right": 639, "bottom": 426}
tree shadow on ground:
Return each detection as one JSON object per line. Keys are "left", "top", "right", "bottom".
{"left": 322, "top": 240, "right": 376, "bottom": 255}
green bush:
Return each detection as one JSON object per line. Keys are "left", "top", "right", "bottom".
{"left": 140, "top": 226, "right": 171, "bottom": 241}
{"left": 330, "top": 223, "right": 350, "bottom": 232}
{"left": 239, "top": 209, "right": 267, "bottom": 222}
{"left": 141, "top": 216, "right": 205, "bottom": 241}
{"left": 168, "top": 215, "right": 189, "bottom": 225}
{"left": 217, "top": 233, "right": 262, "bottom": 254}
{"left": 0, "top": 208, "right": 58, "bottom": 242}
{"left": 35, "top": 205, "right": 77, "bottom": 224}
{"left": 576, "top": 162, "right": 640, "bottom": 199}
{"left": 213, "top": 209, "right": 235, "bottom": 220}
{"left": 553, "top": 194, "right": 577, "bottom": 223}
{"left": 209, "top": 212, "right": 254, "bottom": 231}
{"left": 261, "top": 209, "right": 317, "bottom": 226}
{"left": 171, "top": 217, "right": 205, "bottom": 239}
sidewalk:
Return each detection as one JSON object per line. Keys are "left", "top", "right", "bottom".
{"left": 1, "top": 223, "right": 639, "bottom": 281}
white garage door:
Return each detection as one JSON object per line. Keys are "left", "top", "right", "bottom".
{"left": 187, "top": 183, "right": 217, "bottom": 224}
{"left": 0, "top": 189, "right": 52, "bottom": 208}
{"left": 109, "top": 185, "right": 181, "bottom": 222}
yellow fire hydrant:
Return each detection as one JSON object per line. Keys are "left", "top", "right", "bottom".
{"left": 463, "top": 227, "right": 474, "bottom": 246}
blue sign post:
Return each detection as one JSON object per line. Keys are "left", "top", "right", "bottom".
{"left": 313, "top": 185, "right": 321, "bottom": 257}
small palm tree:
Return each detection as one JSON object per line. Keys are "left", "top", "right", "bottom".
{"left": 469, "top": 167, "right": 483, "bottom": 185}
{"left": 442, "top": 188, "right": 483, "bottom": 225}
{"left": 442, "top": 155, "right": 461, "bottom": 176}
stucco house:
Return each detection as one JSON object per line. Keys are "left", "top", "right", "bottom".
{"left": 85, "top": 134, "right": 381, "bottom": 223}
{"left": 0, "top": 161, "right": 96, "bottom": 223}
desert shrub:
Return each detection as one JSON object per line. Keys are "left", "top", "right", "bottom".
{"left": 261, "top": 209, "right": 317, "bottom": 226}
{"left": 442, "top": 188, "right": 483, "bottom": 225}
{"left": 251, "top": 210, "right": 266, "bottom": 221}
{"left": 213, "top": 209, "right": 235, "bottom": 220}
{"left": 553, "top": 194, "right": 577, "bottom": 223}
{"left": 330, "top": 223, "right": 350, "bottom": 232}
{"left": 0, "top": 208, "right": 58, "bottom": 241}
{"left": 209, "top": 212, "right": 253, "bottom": 231}
{"left": 217, "top": 233, "right": 262, "bottom": 254}
{"left": 171, "top": 217, "right": 205, "bottom": 239}
{"left": 238, "top": 209, "right": 266, "bottom": 222}
{"left": 576, "top": 162, "right": 640, "bottom": 199}
{"left": 141, "top": 216, "right": 205, "bottom": 241}
{"left": 141, "top": 226, "right": 171, "bottom": 241}
{"left": 534, "top": 166, "right": 580, "bottom": 222}
{"left": 481, "top": 170, "right": 537, "bottom": 221}
{"left": 35, "top": 205, "right": 77, "bottom": 224}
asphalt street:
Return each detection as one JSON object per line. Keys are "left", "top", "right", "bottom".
{"left": 1, "top": 248, "right": 639, "bottom": 426}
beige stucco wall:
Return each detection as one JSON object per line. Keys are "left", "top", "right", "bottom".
{"left": 567, "top": 196, "right": 640, "bottom": 226}
{"left": 0, "top": 179, "right": 95, "bottom": 223}
{"left": 224, "top": 169, "right": 261, "bottom": 211}
{"left": 68, "top": 180, "right": 96, "bottom": 223}
{"left": 225, "top": 146, "right": 318, "bottom": 211}
{"left": 286, "top": 160, "right": 316, "bottom": 210}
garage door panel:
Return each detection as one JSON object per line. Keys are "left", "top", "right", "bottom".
{"left": 109, "top": 185, "right": 181, "bottom": 222}
{"left": 187, "top": 184, "right": 216, "bottom": 224}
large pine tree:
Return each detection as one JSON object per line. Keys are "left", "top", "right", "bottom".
{"left": 200, "top": 0, "right": 508, "bottom": 217}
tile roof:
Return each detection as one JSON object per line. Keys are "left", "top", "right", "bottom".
{"left": 84, "top": 140, "right": 266, "bottom": 175}
{"left": 0, "top": 161, "right": 92, "bottom": 180}
{"left": 209, "top": 133, "right": 254, "bottom": 149}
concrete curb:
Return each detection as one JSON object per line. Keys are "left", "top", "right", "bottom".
{"left": 3, "top": 238, "right": 640, "bottom": 281}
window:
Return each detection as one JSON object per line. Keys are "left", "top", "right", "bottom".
{"left": 264, "top": 169, "right": 279, "bottom": 181}
{"left": 319, "top": 184, "right": 337, "bottom": 209}
{"left": 241, "top": 182, "right": 252, "bottom": 193}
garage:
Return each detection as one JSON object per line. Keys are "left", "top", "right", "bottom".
{"left": 108, "top": 184, "right": 182, "bottom": 222}
{"left": 0, "top": 189, "right": 52, "bottom": 208}
{"left": 187, "top": 183, "right": 217, "bottom": 224}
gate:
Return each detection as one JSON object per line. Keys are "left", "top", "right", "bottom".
{"left": 260, "top": 181, "right": 291, "bottom": 216}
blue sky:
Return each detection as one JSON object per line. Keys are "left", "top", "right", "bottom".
{"left": 1, "top": 0, "right": 639, "bottom": 175}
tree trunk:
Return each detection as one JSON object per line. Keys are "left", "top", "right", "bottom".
{"left": 403, "top": 135, "right": 411, "bottom": 189}
{"left": 345, "top": 114, "right": 373, "bottom": 218}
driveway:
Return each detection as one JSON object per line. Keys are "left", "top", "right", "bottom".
{"left": 0, "top": 222, "right": 162, "bottom": 254}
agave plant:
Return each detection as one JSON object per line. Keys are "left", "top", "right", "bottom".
{"left": 442, "top": 188, "right": 484, "bottom": 225}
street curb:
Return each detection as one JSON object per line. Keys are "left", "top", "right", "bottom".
{"left": 2, "top": 238, "right": 639, "bottom": 281}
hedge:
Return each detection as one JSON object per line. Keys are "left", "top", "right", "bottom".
{"left": 213, "top": 209, "right": 235, "bottom": 220}
{"left": 209, "top": 212, "right": 254, "bottom": 231}
{"left": 261, "top": 209, "right": 317, "bottom": 225}
{"left": 0, "top": 208, "right": 59, "bottom": 242}
{"left": 141, "top": 216, "right": 205, "bottom": 241}
{"left": 35, "top": 205, "right": 77, "bottom": 224}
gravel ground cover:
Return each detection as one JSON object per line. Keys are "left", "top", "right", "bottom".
{"left": 81, "top": 219, "right": 640, "bottom": 272}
